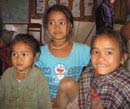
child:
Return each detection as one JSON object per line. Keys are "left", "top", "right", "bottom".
{"left": 35, "top": 4, "right": 90, "bottom": 109}
{"left": 78, "top": 30, "right": 130, "bottom": 109}
{"left": 0, "top": 34, "right": 52, "bottom": 109}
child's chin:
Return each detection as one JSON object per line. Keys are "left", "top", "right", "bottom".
{"left": 97, "top": 71, "right": 111, "bottom": 75}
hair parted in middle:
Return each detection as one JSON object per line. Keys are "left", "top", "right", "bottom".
{"left": 43, "top": 4, "right": 73, "bottom": 28}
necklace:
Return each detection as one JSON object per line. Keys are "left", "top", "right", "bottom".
{"left": 50, "top": 41, "right": 69, "bottom": 49}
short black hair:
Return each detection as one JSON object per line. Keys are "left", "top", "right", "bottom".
{"left": 11, "top": 34, "right": 40, "bottom": 55}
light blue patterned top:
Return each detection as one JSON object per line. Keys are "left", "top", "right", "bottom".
{"left": 35, "top": 42, "right": 90, "bottom": 98}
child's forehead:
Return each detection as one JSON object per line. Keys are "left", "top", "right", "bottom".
{"left": 49, "top": 10, "right": 64, "bottom": 15}
{"left": 12, "top": 42, "right": 32, "bottom": 51}
{"left": 96, "top": 34, "right": 117, "bottom": 42}
{"left": 93, "top": 35, "right": 119, "bottom": 47}
{"left": 15, "top": 41, "right": 26, "bottom": 44}
{"left": 48, "top": 11, "right": 66, "bottom": 18}
{"left": 13, "top": 41, "right": 29, "bottom": 47}
{"left": 48, "top": 11, "right": 67, "bottom": 22}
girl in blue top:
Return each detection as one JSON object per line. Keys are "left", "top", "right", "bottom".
{"left": 35, "top": 4, "right": 90, "bottom": 109}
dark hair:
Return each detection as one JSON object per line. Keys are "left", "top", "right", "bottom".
{"left": 91, "top": 30, "right": 128, "bottom": 57}
{"left": 44, "top": 4, "right": 73, "bottom": 28}
{"left": 11, "top": 34, "right": 40, "bottom": 55}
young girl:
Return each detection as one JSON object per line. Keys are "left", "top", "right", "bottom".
{"left": 0, "top": 34, "right": 52, "bottom": 109}
{"left": 35, "top": 4, "right": 90, "bottom": 109}
{"left": 78, "top": 30, "right": 130, "bottom": 109}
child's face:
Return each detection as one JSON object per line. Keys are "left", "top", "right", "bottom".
{"left": 11, "top": 41, "right": 37, "bottom": 74}
{"left": 91, "top": 35, "right": 121, "bottom": 75}
{"left": 47, "top": 11, "right": 70, "bottom": 40}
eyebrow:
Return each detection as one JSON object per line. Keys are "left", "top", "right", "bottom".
{"left": 48, "top": 19, "right": 66, "bottom": 21}
{"left": 12, "top": 51, "right": 31, "bottom": 53}
{"left": 92, "top": 47, "right": 115, "bottom": 50}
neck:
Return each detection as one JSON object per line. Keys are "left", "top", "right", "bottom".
{"left": 16, "top": 68, "right": 32, "bottom": 80}
{"left": 16, "top": 72, "right": 28, "bottom": 80}
{"left": 50, "top": 40, "right": 69, "bottom": 49}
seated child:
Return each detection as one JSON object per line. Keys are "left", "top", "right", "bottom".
{"left": 78, "top": 30, "right": 130, "bottom": 109}
{"left": 35, "top": 4, "right": 90, "bottom": 109}
{"left": 0, "top": 33, "right": 52, "bottom": 109}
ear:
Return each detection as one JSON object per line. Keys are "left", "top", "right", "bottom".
{"left": 67, "top": 24, "right": 72, "bottom": 34}
{"left": 34, "top": 53, "right": 39, "bottom": 61}
{"left": 120, "top": 53, "right": 128, "bottom": 65}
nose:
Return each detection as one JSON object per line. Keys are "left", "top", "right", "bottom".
{"left": 16, "top": 54, "right": 20, "bottom": 60}
{"left": 15, "top": 54, "right": 23, "bottom": 61}
{"left": 98, "top": 53, "right": 105, "bottom": 61}
{"left": 54, "top": 23, "right": 60, "bottom": 29}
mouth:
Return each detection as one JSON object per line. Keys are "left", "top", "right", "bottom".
{"left": 16, "top": 63, "right": 23, "bottom": 67}
{"left": 54, "top": 31, "right": 62, "bottom": 35}
{"left": 96, "top": 64, "right": 107, "bottom": 68}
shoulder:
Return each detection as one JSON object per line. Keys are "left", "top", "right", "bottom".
{"left": 73, "top": 42, "right": 90, "bottom": 51}
{"left": 79, "top": 64, "right": 94, "bottom": 80}
{"left": 72, "top": 42, "right": 91, "bottom": 64}
{"left": 40, "top": 44, "right": 48, "bottom": 51}
{"left": 73, "top": 42, "right": 90, "bottom": 58}
{"left": 1, "top": 67, "right": 14, "bottom": 79}
{"left": 117, "top": 69, "right": 130, "bottom": 85}
{"left": 38, "top": 44, "right": 49, "bottom": 58}
{"left": 32, "top": 66, "right": 48, "bottom": 81}
{"left": 32, "top": 66, "right": 44, "bottom": 75}
{"left": 32, "top": 66, "right": 49, "bottom": 87}
{"left": 114, "top": 68, "right": 130, "bottom": 83}
{"left": 82, "top": 64, "right": 94, "bottom": 75}
{"left": 107, "top": 68, "right": 130, "bottom": 91}
{"left": 108, "top": 69, "right": 130, "bottom": 105}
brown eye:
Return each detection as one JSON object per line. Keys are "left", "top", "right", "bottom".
{"left": 11, "top": 52, "right": 17, "bottom": 57}
{"left": 21, "top": 52, "right": 28, "bottom": 57}
{"left": 106, "top": 51, "right": 113, "bottom": 55}
{"left": 48, "top": 21, "right": 55, "bottom": 25}
{"left": 92, "top": 49, "right": 99, "bottom": 55}
{"left": 60, "top": 21, "right": 65, "bottom": 25}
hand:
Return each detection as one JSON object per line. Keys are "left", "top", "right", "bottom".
{"left": 51, "top": 98, "right": 57, "bottom": 108}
